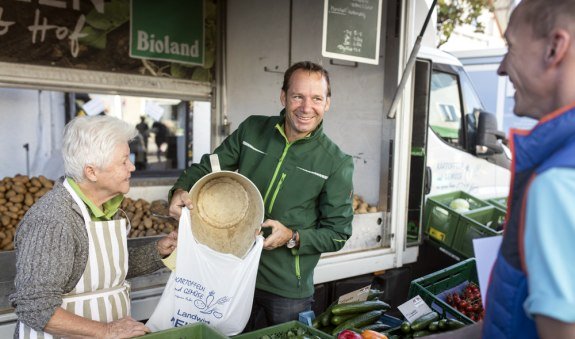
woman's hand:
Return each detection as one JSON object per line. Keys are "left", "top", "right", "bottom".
{"left": 157, "top": 230, "right": 178, "bottom": 257}
{"left": 104, "top": 316, "right": 150, "bottom": 338}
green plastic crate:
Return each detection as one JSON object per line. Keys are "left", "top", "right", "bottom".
{"left": 487, "top": 196, "right": 508, "bottom": 211}
{"left": 408, "top": 258, "right": 478, "bottom": 324}
{"left": 233, "top": 321, "right": 333, "bottom": 339}
{"left": 142, "top": 323, "right": 229, "bottom": 338}
{"left": 451, "top": 206, "right": 505, "bottom": 258}
{"left": 423, "top": 191, "right": 489, "bottom": 247}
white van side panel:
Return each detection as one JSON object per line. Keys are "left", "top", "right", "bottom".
{"left": 426, "top": 130, "right": 510, "bottom": 199}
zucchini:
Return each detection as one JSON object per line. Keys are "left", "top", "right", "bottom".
{"left": 331, "top": 310, "right": 384, "bottom": 335}
{"left": 410, "top": 311, "right": 439, "bottom": 332}
{"left": 447, "top": 318, "right": 466, "bottom": 330}
{"left": 331, "top": 300, "right": 390, "bottom": 315}
{"left": 331, "top": 313, "right": 357, "bottom": 325}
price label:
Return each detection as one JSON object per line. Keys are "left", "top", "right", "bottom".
{"left": 338, "top": 284, "right": 371, "bottom": 304}
{"left": 398, "top": 295, "right": 433, "bottom": 323}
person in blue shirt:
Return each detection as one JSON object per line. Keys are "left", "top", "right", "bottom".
{"left": 480, "top": 0, "right": 575, "bottom": 338}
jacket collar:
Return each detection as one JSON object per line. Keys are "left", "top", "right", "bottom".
{"left": 512, "top": 103, "right": 575, "bottom": 172}
{"left": 277, "top": 109, "right": 324, "bottom": 144}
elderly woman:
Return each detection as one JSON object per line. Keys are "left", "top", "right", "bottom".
{"left": 10, "top": 115, "right": 177, "bottom": 338}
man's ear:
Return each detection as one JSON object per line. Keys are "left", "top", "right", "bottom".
{"left": 545, "top": 28, "right": 570, "bottom": 67}
{"left": 280, "top": 90, "right": 286, "bottom": 107}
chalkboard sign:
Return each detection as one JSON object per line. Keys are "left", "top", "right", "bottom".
{"left": 322, "top": 0, "right": 383, "bottom": 65}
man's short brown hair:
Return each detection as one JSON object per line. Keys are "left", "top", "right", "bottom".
{"left": 282, "top": 61, "right": 331, "bottom": 97}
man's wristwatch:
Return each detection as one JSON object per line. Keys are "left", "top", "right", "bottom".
{"left": 287, "top": 230, "right": 298, "bottom": 248}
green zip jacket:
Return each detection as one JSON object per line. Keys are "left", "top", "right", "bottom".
{"left": 170, "top": 111, "right": 354, "bottom": 298}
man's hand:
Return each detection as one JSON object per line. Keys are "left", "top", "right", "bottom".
{"left": 168, "top": 189, "right": 193, "bottom": 219}
{"left": 156, "top": 230, "right": 178, "bottom": 257}
{"left": 260, "top": 219, "right": 293, "bottom": 250}
{"left": 104, "top": 316, "right": 150, "bottom": 338}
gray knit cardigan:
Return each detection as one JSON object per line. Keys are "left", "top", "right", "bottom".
{"left": 9, "top": 178, "right": 165, "bottom": 334}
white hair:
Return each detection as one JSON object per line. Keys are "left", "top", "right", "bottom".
{"left": 62, "top": 115, "right": 138, "bottom": 182}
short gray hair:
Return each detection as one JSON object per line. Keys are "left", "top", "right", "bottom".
{"left": 516, "top": 0, "right": 575, "bottom": 38}
{"left": 62, "top": 115, "right": 138, "bottom": 182}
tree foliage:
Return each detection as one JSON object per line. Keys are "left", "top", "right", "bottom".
{"left": 436, "top": 0, "right": 494, "bottom": 47}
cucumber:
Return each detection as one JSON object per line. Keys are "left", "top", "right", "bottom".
{"left": 330, "top": 313, "right": 357, "bottom": 325}
{"left": 447, "top": 318, "right": 466, "bottom": 330}
{"left": 312, "top": 317, "right": 321, "bottom": 328}
{"left": 410, "top": 311, "right": 439, "bottom": 332}
{"left": 331, "top": 310, "right": 384, "bottom": 335}
{"left": 428, "top": 320, "right": 439, "bottom": 331}
{"left": 359, "top": 322, "right": 391, "bottom": 332}
{"left": 400, "top": 321, "right": 412, "bottom": 333}
{"left": 413, "top": 330, "right": 432, "bottom": 337}
{"left": 438, "top": 318, "right": 448, "bottom": 330}
{"left": 367, "top": 288, "right": 384, "bottom": 301}
{"left": 318, "top": 301, "right": 337, "bottom": 327}
{"left": 331, "top": 300, "right": 391, "bottom": 315}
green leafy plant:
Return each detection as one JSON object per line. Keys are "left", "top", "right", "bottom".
{"left": 437, "top": 0, "right": 494, "bottom": 47}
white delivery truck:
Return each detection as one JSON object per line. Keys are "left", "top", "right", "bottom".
{"left": 0, "top": 0, "right": 510, "bottom": 335}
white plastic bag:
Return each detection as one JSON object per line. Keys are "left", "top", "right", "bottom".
{"left": 146, "top": 207, "right": 263, "bottom": 335}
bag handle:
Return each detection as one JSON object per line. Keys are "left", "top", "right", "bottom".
{"left": 209, "top": 154, "right": 221, "bottom": 172}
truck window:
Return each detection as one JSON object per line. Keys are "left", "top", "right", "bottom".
{"left": 429, "top": 71, "right": 463, "bottom": 148}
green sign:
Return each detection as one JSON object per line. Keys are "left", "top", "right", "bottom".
{"left": 322, "top": 0, "right": 382, "bottom": 65}
{"left": 130, "top": 0, "right": 204, "bottom": 66}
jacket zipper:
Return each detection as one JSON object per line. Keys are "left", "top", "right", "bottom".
{"left": 263, "top": 141, "right": 291, "bottom": 212}
{"left": 293, "top": 249, "right": 301, "bottom": 287}
{"left": 268, "top": 173, "right": 286, "bottom": 214}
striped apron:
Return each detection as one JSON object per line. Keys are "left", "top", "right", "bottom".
{"left": 19, "top": 180, "right": 131, "bottom": 339}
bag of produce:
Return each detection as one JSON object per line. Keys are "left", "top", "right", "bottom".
{"left": 146, "top": 207, "right": 263, "bottom": 335}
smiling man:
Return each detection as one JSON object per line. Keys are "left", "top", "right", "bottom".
{"left": 481, "top": 0, "right": 575, "bottom": 338}
{"left": 169, "top": 61, "right": 354, "bottom": 330}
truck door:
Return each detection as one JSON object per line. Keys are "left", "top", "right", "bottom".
{"left": 407, "top": 56, "right": 511, "bottom": 245}
{"left": 424, "top": 61, "right": 510, "bottom": 199}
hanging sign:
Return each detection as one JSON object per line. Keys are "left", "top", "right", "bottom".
{"left": 322, "top": 0, "right": 383, "bottom": 65}
{"left": 130, "top": 0, "right": 204, "bottom": 66}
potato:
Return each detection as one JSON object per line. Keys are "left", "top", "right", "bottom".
{"left": 0, "top": 235, "right": 12, "bottom": 247}
{"left": 143, "top": 218, "right": 153, "bottom": 229}
{"left": 13, "top": 184, "right": 27, "bottom": 194}
{"left": 24, "top": 193, "right": 34, "bottom": 207}
{"left": 38, "top": 175, "right": 53, "bottom": 188}
{"left": 30, "top": 177, "right": 42, "bottom": 188}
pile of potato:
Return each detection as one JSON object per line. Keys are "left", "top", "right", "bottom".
{"left": 353, "top": 194, "right": 379, "bottom": 214}
{"left": 121, "top": 197, "right": 177, "bottom": 238}
{"left": 0, "top": 174, "right": 176, "bottom": 252}
{"left": 0, "top": 175, "right": 54, "bottom": 251}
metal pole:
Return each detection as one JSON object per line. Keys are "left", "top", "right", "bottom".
{"left": 387, "top": 0, "right": 438, "bottom": 119}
